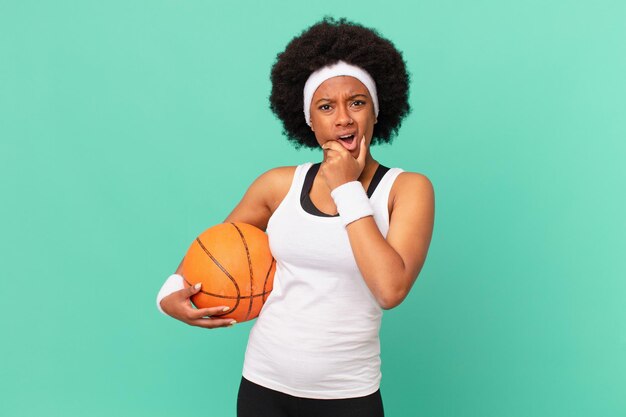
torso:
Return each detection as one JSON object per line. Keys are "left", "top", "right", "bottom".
{"left": 241, "top": 162, "right": 406, "bottom": 399}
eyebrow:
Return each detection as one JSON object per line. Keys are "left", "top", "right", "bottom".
{"left": 315, "top": 94, "right": 369, "bottom": 105}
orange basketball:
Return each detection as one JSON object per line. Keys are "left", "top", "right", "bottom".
{"left": 181, "top": 222, "right": 276, "bottom": 323}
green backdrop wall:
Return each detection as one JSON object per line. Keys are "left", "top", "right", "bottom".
{"left": 1, "top": 1, "right": 624, "bottom": 416}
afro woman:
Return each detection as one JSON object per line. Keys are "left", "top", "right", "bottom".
{"left": 157, "top": 17, "right": 435, "bottom": 417}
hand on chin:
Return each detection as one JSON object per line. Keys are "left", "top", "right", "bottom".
{"left": 319, "top": 136, "right": 368, "bottom": 191}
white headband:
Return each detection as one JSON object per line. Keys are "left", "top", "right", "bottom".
{"left": 303, "top": 61, "right": 379, "bottom": 126}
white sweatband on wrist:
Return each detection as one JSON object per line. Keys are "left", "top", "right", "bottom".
{"left": 303, "top": 60, "right": 379, "bottom": 126}
{"left": 330, "top": 181, "right": 375, "bottom": 227}
{"left": 156, "top": 273, "right": 185, "bottom": 315}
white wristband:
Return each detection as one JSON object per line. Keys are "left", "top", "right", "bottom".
{"left": 330, "top": 181, "right": 374, "bottom": 227}
{"left": 156, "top": 273, "right": 185, "bottom": 315}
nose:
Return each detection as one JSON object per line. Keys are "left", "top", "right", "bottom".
{"left": 334, "top": 103, "right": 353, "bottom": 127}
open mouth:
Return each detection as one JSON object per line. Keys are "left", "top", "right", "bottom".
{"left": 338, "top": 134, "right": 355, "bottom": 145}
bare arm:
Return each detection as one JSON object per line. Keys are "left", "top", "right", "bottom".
{"left": 345, "top": 173, "right": 435, "bottom": 309}
{"left": 320, "top": 139, "right": 435, "bottom": 310}
{"left": 158, "top": 167, "right": 294, "bottom": 324}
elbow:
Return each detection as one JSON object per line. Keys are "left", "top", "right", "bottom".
{"left": 376, "top": 271, "right": 420, "bottom": 310}
{"left": 377, "top": 288, "right": 409, "bottom": 310}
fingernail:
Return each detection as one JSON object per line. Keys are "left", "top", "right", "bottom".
{"left": 194, "top": 283, "right": 201, "bottom": 290}
{"left": 229, "top": 320, "right": 237, "bottom": 326}
{"left": 222, "top": 306, "right": 230, "bottom": 312}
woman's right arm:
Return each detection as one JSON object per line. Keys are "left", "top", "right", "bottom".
{"left": 156, "top": 166, "right": 295, "bottom": 328}
{"left": 157, "top": 259, "right": 236, "bottom": 328}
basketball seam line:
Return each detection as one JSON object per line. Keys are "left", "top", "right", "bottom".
{"left": 231, "top": 223, "right": 254, "bottom": 322}
{"left": 195, "top": 236, "right": 241, "bottom": 317}
{"left": 183, "top": 278, "right": 271, "bottom": 299}
{"left": 262, "top": 258, "right": 275, "bottom": 303}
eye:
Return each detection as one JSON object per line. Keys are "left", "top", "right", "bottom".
{"left": 351, "top": 100, "right": 366, "bottom": 107}
{"left": 318, "top": 104, "right": 332, "bottom": 111}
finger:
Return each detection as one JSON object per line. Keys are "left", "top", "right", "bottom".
{"left": 356, "top": 136, "right": 368, "bottom": 165}
{"left": 321, "top": 142, "right": 332, "bottom": 162}
{"left": 179, "top": 282, "right": 202, "bottom": 299}
{"left": 191, "top": 318, "right": 237, "bottom": 329}
{"left": 189, "top": 305, "right": 231, "bottom": 319}
{"left": 321, "top": 140, "right": 347, "bottom": 153}
{"left": 322, "top": 151, "right": 340, "bottom": 165}
{"left": 321, "top": 143, "right": 345, "bottom": 164}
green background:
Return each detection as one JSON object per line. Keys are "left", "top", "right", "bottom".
{"left": 1, "top": 0, "right": 625, "bottom": 416}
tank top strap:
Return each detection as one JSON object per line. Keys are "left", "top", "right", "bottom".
{"left": 284, "top": 162, "right": 314, "bottom": 205}
{"left": 277, "top": 162, "right": 402, "bottom": 223}
{"left": 370, "top": 167, "right": 404, "bottom": 204}
{"left": 369, "top": 168, "right": 404, "bottom": 234}
{"left": 298, "top": 162, "right": 397, "bottom": 218}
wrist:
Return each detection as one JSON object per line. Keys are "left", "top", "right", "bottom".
{"left": 156, "top": 273, "right": 184, "bottom": 314}
{"left": 330, "top": 181, "right": 374, "bottom": 227}
{"left": 326, "top": 176, "right": 357, "bottom": 192}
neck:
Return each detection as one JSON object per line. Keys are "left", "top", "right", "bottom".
{"left": 358, "top": 153, "right": 379, "bottom": 183}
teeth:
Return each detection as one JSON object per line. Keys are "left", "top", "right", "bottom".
{"left": 340, "top": 134, "right": 354, "bottom": 139}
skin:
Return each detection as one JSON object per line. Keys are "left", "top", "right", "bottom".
{"left": 160, "top": 75, "right": 435, "bottom": 328}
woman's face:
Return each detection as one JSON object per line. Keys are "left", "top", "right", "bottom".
{"left": 309, "top": 76, "right": 377, "bottom": 158}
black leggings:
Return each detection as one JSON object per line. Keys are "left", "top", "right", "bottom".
{"left": 237, "top": 376, "right": 385, "bottom": 417}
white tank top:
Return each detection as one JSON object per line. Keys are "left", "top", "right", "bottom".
{"left": 242, "top": 162, "right": 404, "bottom": 399}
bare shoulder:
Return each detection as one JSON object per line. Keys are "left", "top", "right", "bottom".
{"left": 387, "top": 170, "right": 435, "bottom": 250}
{"left": 224, "top": 165, "right": 297, "bottom": 230}
{"left": 255, "top": 165, "right": 297, "bottom": 188}
{"left": 391, "top": 171, "right": 435, "bottom": 208}
{"left": 253, "top": 166, "right": 297, "bottom": 211}
{"left": 395, "top": 171, "right": 433, "bottom": 188}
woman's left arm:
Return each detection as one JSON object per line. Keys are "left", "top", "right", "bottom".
{"left": 346, "top": 173, "right": 435, "bottom": 309}
{"left": 320, "top": 138, "right": 435, "bottom": 310}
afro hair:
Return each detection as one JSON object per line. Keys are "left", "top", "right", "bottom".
{"left": 270, "top": 17, "right": 411, "bottom": 149}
